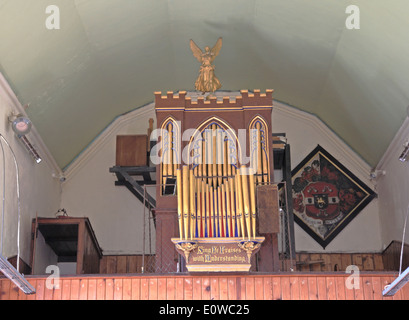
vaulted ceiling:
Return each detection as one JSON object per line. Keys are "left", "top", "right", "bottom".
{"left": 1, "top": 0, "right": 408, "bottom": 169}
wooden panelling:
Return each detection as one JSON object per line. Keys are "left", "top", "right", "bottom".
{"left": 257, "top": 185, "right": 280, "bottom": 233}
{"left": 116, "top": 135, "right": 148, "bottom": 167}
{"left": 291, "top": 241, "right": 409, "bottom": 273}
{"left": 99, "top": 255, "right": 155, "bottom": 274}
{"left": 382, "top": 241, "right": 409, "bottom": 271}
{"left": 7, "top": 256, "right": 32, "bottom": 275}
{"left": 99, "top": 250, "right": 397, "bottom": 276}
{"left": 293, "top": 252, "right": 385, "bottom": 272}
{"left": 1, "top": 272, "right": 408, "bottom": 300}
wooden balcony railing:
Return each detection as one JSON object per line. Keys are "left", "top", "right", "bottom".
{"left": 1, "top": 272, "right": 407, "bottom": 300}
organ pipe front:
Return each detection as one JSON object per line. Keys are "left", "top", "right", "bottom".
{"left": 174, "top": 123, "right": 269, "bottom": 241}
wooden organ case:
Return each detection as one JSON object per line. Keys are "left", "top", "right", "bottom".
{"left": 154, "top": 90, "right": 280, "bottom": 272}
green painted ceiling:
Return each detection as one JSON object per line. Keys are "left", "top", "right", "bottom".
{"left": 1, "top": 0, "right": 408, "bottom": 169}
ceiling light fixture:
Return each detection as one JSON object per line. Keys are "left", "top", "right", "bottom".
{"left": 399, "top": 141, "right": 409, "bottom": 162}
{"left": 18, "top": 135, "right": 42, "bottom": 164}
{"left": 369, "top": 169, "right": 386, "bottom": 180}
{"left": 9, "top": 114, "right": 32, "bottom": 136}
{"left": 8, "top": 114, "right": 41, "bottom": 164}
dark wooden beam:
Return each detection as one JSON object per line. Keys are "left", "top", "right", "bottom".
{"left": 282, "top": 143, "right": 296, "bottom": 260}
{"left": 109, "top": 166, "right": 156, "bottom": 228}
{"left": 109, "top": 166, "right": 156, "bottom": 175}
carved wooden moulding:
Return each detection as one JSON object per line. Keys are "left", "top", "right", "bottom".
{"left": 172, "top": 237, "right": 264, "bottom": 272}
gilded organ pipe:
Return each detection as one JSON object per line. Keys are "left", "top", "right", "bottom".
{"left": 182, "top": 166, "right": 189, "bottom": 240}
{"left": 176, "top": 169, "right": 183, "bottom": 240}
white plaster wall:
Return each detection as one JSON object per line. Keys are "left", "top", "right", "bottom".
{"left": 61, "top": 106, "right": 156, "bottom": 255}
{"left": 375, "top": 117, "right": 409, "bottom": 249}
{"left": 0, "top": 76, "right": 62, "bottom": 266}
{"left": 32, "top": 230, "right": 58, "bottom": 275}
{"left": 61, "top": 94, "right": 382, "bottom": 255}
{"left": 272, "top": 101, "right": 382, "bottom": 253}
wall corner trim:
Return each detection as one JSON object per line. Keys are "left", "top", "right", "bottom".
{"left": 376, "top": 117, "right": 409, "bottom": 171}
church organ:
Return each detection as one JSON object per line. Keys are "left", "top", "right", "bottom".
{"left": 154, "top": 90, "right": 280, "bottom": 272}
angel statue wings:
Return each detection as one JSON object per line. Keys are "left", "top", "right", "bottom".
{"left": 190, "top": 37, "right": 223, "bottom": 94}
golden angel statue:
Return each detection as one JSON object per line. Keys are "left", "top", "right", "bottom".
{"left": 190, "top": 37, "right": 223, "bottom": 93}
